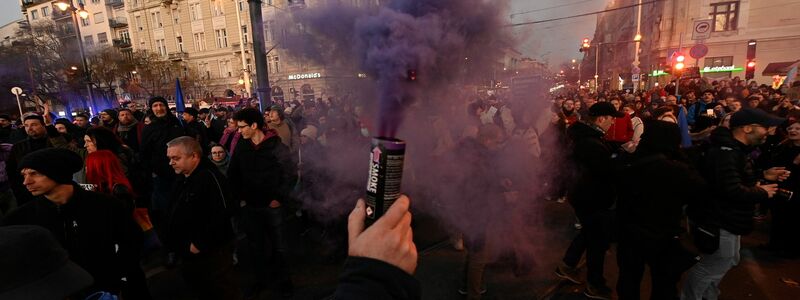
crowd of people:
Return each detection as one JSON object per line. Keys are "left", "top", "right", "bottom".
{"left": 0, "top": 74, "right": 799, "bottom": 300}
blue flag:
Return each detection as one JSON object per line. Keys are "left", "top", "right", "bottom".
{"left": 677, "top": 105, "right": 692, "bottom": 148}
{"left": 175, "top": 78, "right": 186, "bottom": 126}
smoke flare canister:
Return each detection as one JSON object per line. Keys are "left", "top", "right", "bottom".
{"left": 365, "top": 137, "right": 406, "bottom": 226}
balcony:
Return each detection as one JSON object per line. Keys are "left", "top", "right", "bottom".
{"left": 109, "top": 17, "right": 128, "bottom": 28}
{"left": 112, "top": 38, "right": 131, "bottom": 48}
{"left": 57, "top": 27, "right": 77, "bottom": 39}
{"left": 168, "top": 51, "right": 188, "bottom": 61}
{"left": 51, "top": 9, "right": 71, "bottom": 20}
{"left": 22, "top": 0, "right": 47, "bottom": 8}
{"left": 106, "top": 0, "right": 124, "bottom": 7}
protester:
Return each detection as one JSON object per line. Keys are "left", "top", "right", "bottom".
{"left": 116, "top": 108, "right": 142, "bottom": 152}
{"left": 183, "top": 107, "right": 210, "bottom": 154}
{"left": 682, "top": 109, "right": 787, "bottom": 300}
{"left": 165, "top": 136, "right": 240, "bottom": 300}
{"left": 0, "top": 114, "right": 13, "bottom": 143}
{"left": 1, "top": 148, "right": 147, "bottom": 299}
{"left": 616, "top": 121, "right": 707, "bottom": 300}
{"left": 228, "top": 107, "right": 296, "bottom": 298}
{"left": 0, "top": 225, "right": 94, "bottom": 300}
{"left": 762, "top": 120, "right": 800, "bottom": 258}
{"left": 557, "top": 102, "right": 623, "bottom": 300}
{"left": 209, "top": 144, "right": 230, "bottom": 175}
{"left": 7, "top": 114, "right": 60, "bottom": 206}
{"left": 100, "top": 109, "right": 119, "bottom": 130}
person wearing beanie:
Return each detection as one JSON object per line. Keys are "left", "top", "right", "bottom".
{"left": 99, "top": 109, "right": 118, "bottom": 130}
{"left": 0, "top": 114, "right": 12, "bottom": 143}
{"left": 1, "top": 148, "right": 150, "bottom": 299}
{"left": 140, "top": 96, "right": 187, "bottom": 233}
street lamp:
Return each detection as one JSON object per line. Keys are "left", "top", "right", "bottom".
{"left": 54, "top": 0, "right": 96, "bottom": 111}
{"left": 633, "top": 33, "right": 642, "bottom": 42}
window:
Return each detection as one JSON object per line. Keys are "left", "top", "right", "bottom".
{"left": 41, "top": 6, "right": 49, "bottom": 17}
{"left": 98, "top": 32, "right": 108, "bottom": 44}
{"left": 238, "top": 0, "right": 245, "bottom": 11}
{"left": 246, "top": 58, "right": 252, "bottom": 72}
{"left": 81, "top": 18, "right": 90, "bottom": 26}
{"left": 151, "top": 11, "right": 162, "bottom": 28}
{"left": 120, "top": 30, "right": 130, "bottom": 42}
{"left": 215, "top": 29, "right": 228, "bottom": 48}
{"left": 92, "top": 0, "right": 100, "bottom": 3}
{"left": 710, "top": 1, "right": 739, "bottom": 32}
{"left": 194, "top": 32, "right": 206, "bottom": 51}
{"left": 241, "top": 26, "right": 248, "bottom": 44}
{"left": 268, "top": 55, "right": 280, "bottom": 73}
{"left": 211, "top": 0, "right": 224, "bottom": 16}
{"left": 156, "top": 39, "right": 167, "bottom": 56}
{"left": 172, "top": 8, "right": 179, "bottom": 24}
{"left": 136, "top": 16, "right": 143, "bottom": 31}
{"left": 30, "top": 10, "right": 38, "bottom": 21}
{"left": 94, "top": 12, "right": 104, "bottom": 24}
{"left": 84, "top": 35, "right": 94, "bottom": 47}
{"left": 190, "top": 3, "right": 202, "bottom": 21}
{"left": 264, "top": 20, "right": 275, "bottom": 42}
{"left": 219, "top": 60, "right": 231, "bottom": 77}
{"left": 176, "top": 36, "right": 184, "bottom": 52}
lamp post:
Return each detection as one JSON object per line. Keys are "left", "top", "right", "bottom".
{"left": 55, "top": 0, "right": 95, "bottom": 112}
{"left": 632, "top": 0, "right": 643, "bottom": 92}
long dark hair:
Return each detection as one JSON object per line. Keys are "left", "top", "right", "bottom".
{"left": 85, "top": 126, "right": 124, "bottom": 153}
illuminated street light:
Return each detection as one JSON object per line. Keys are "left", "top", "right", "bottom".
{"left": 634, "top": 33, "right": 642, "bottom": 42}
{"left": 571, "top": 59, "right": 577, "bottom": 64}
{"left": 78, "top": 8, "right": 89, "bottom": 19}
{"left": 54, "top": 0, "right": 70, "bottom": 11}
{"left": 238, "top": 79, "right": 245, "bottom": 85}
{"left": 70, "top": 66, "right": 79, "bottom": 71}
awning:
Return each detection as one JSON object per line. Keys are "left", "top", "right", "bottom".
{"left": 762, "top": 60, "right": 800, "bottom": 76}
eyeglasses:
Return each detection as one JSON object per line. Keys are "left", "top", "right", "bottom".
{"left": 237, "top": 125, "right": 249, "bottom": 129}
{"left": 211, "top": 152, "right": 225, "bottom": 155}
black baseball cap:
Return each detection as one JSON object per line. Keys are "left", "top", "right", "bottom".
{"left": 729, "top": 108, "right": 785, "bottom": 128}
{"left": 588, "top": 102, "right": 625, "bottom": 118}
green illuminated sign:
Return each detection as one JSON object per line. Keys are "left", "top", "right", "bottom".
{"left": 700, "top": 65, "right": 743, "bottom": 73}
{"left": 650, "top": 70, "right": 668, "bottom": 77}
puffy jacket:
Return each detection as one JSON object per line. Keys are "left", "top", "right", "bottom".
{"left": 699, "top": 127, "right": 768, "bottom": 235}
{"left": 567, "top": 121, "right": 617, "bottom": 217}
{"left": 604, "top": 113, "right": 634, "bottom": 143}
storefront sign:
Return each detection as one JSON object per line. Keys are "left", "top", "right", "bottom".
{"left": 700, "top": 65, "right": 743, "bottom": 73}
{"left": 650, "top": 70, "right": 668, "bottom": 77}
{"left": 288, "top": 72, "right": 322, "bottom": 80}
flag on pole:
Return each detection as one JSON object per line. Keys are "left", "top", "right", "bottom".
{"left": 175, "top": 78, "right": 186, "bottom": 126}
{"left": 677, "top": 105, "right": 692, "bottom": 148}
{"left": 785, "top": 63, "right": 798, "bottom": 88}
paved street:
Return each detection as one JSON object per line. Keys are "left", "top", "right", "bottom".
{"left": 142, "top": 198, "right": 800, "bottom": 300}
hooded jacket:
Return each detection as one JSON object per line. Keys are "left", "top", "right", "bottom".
{"left": 697, "top": 126, "right": 768, "bottom": 235}
{"left": 566, "top": 121, "right": 617, "bottom": 217}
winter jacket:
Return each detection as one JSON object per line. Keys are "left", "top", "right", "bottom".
{"left": 333, "top": 257, "right": 420, "bottom": 300}
{"left": 165, "top": 159, "right": 235, "bottom": 257}
{"left": 227, "top": 129, "right": 296, "bottom": 207}
{"left": 1, "top": 183, "right": 142, "bottom": 295}
{"left": 697, "top": 127, "right": 768, "bottom": 235}
{"left": 604, "top": 113, "right": 634, "bottom": 143}
{"left": 566, "top": 121, "right": 617, "bottom": 217}
{"left": 7, "top": 135, "right": 56, "bottom": 206}
{"left": 140, "top": 115, "right": 187, "bottom": 178}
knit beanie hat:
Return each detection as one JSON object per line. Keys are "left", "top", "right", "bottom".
{"left": 18, "top": 148, "right": 83, "bottom": 184}
{"left": 101, "top": 109, "right": 118, "bottom": 119}
{"left": 148, "top": 97, "right": 169, "bottom": 109}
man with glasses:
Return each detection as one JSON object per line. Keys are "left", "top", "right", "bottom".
{"left": 227, "top": 108, "right": 296, "bottom": 298}
{"left": 682, "top": 109, "right": 788, "bottom": 299}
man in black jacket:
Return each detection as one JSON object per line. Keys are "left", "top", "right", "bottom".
{"left": 682, "top": 109, "right": 787, "bottom": 300}
{"left": 182, "top": 107, "right": 210, "bottom": 154}
{"left": 616, "top": 121, "right": 707, "bottom": 300}
{"left": 140, "top": 97, "right": 187, "bottom": 221}
{"left": 1, "top": 148, "right": 148, "bottom": 299}
{"left": 165, "top": 136, "right": 239, "bottom": 300}
{"left": 556, "top": 102, "right": 623, "bottom": 300}
{"left": 7, "top": 114, "right": 59, "bottom": 207}
{"left": 228, "top": 107, "right": 297, "bottom": 298}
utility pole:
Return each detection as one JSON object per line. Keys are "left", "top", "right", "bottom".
{"left": 248, "top": 0, "right": 270, "bottom": 110}
{"left": 632, "top": 0, "right": 643, "bottom": 92}
{"left": 235, "top": 1, "right": 252, "bottom": 97}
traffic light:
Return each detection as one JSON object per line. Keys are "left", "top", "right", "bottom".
{"left": 671, "top": 52, "right": 685, "bottom": 77}
{"left": 579, "top": 38, "right": 590, "bottom": 52}
{"left": 746, "top": 40, "right": 757, "bottom": 80}
{"left": 746, "top": 60, "right": 756, "bottom": 80}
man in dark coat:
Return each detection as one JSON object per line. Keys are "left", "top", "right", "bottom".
{"left": 0, "top": 148, "right": 148, "bottom": 299}
{"left": 616, "top": 121, "right": 707, "bottom": 299}
{"left": 164, "top": 136, "right": 239, "bottom": 300}
{"left": 182, "top": 107, "right": 210, "bottom": 154}
{"left": 0, "top": 114, "right": 13, "bottom": 143}
{"left": 227, "top": 107, "right": 296, "bottom": 298}
{"left": 682, "top": 109, "right": 787, "bottom": 299}
{"left": 7, "top": 114, "right": 61, "bottom": 206}
{"left": 140, "top": 97, "right": 187, "bottom": 219}
{"left": 115, "top": 108, "right": 143, "bottom": 152}
{"left": 556, "top": 102, "right": 623, "bottom": 300}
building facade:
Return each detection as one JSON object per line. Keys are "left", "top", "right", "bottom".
{"left": 588, "top": 0, "right": 800, "bottom": 90}
{"left": 0, "top": 19, "right": 26, "bottom": 47}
